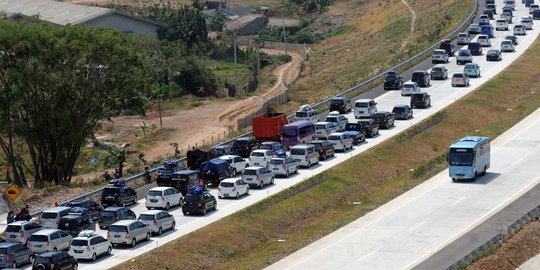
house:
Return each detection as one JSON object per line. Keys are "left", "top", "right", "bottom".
{"left": 225, "top": 14, "right": 268, "bottom": 35}
{"left": 0, "top": 0, "right": 161, "bottom": 37}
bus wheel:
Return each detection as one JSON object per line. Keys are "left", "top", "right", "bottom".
{"left": 482, "top": 166, "right": 487, "bottom": 176}
{"left": 451, "top": 178, "right": 456, "bottom": 182}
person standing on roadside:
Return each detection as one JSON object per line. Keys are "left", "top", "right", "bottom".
{"left": 144, "top": 167, "right": 151, "bottom": 184}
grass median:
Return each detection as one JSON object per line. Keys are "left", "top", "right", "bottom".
{"left": 114, "top": 36, "right": 540, "bottom": 270}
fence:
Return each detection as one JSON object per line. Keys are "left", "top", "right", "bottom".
{"left": 446, "top": 205, "right": 540, "bottom": 270}
{"left": 31, "top": 0, "right": 478, "bottom": 216}
{"left": 237, "top": 37, "right": 307, "bottom": 52}
{"left": 237, "top": 82, "right": 290, "bottom": 129}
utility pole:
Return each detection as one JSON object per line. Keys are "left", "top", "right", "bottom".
{"left": 282, "top": 2, "right": 288, "bottom": 56}
{"left": 233, "top": 31, "right": 238, "bottom": 94}
{"left": 256, "top": 39, "right": 261, "bottom": 90}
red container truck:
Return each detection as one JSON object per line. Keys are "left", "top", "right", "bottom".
{"left": 252, "top": 112, "right": 288, "bottom": 142}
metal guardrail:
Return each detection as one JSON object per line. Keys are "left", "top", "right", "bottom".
{"left": 31, "top": 0, "right": 479, "bottom": 217}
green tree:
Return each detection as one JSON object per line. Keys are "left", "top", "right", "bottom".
{"left": 157, "top": 5, "right": 208, "bottom": 46}
{"left": 0, "top": 20, "right": 151, "bottom": 186}
{"left": 173, "top": 55, "right": 220, "bottom": 97}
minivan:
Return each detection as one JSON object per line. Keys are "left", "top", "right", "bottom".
{"left": 98, "top": 207, "right": 136, "bottom": 229}
{"left": 4, "top": 221, "right": 41, "bottom": 243}
{"left": 468, "top": 42, "right": 483, "bottom": 55}
{"left": 0, "top": 242, "right": 33, "bottom": 269}
{"left": 290, "top": 144, "right": 320, "bottom": 167}
{"left": 108, "top": 220, "right": 150, "bottom": 247}
{"left": 241, "top": 167, "right": 274, "bottom": 188}
{"left": 480, "top": 24, "right": 494, "bottom": 38}
{"left": 294, "top": 104, "right": 318, "bottom": 123}
{"left": 411, "top": 70, "right": 430, "bottom": 87}
{"left": 314, "top": 122, "right": 337, "bottom": 139}
{"left": 268, "top": 157, "right": 299, "bottom": 177}
{"left": 327, "top": 133, "right": 354, "bottom": 152}
{"left": 39, "top": 207, "right": 72, "bottom": 229}
{"left": 138, "top": 210, "right": 175, "bottom": 236}
{"left": 354, "top": 99, "right": 377, "bottom": 119}
{"left": 329, "top": 97, "right": 352, "bottom": 114}
{"left": 27, "top": 229, "right": 73, "bottom": 253}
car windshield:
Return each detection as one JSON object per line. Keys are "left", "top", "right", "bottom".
{"left": 314, "top": 125, "right": 326, "bottom": 130}
{"left": 233, "top": 140, "right": 250, "bottom": 146}
{"left": 325, "top": 116, "right": 338, "bottom": 122}
{"left": 393, "top": 107, "right": 405, "bottom": 113}
{"left": 403, "top": 84, "right": 414, "bottom": 89}
{"left": 330, "top": 100, "right": 343, "bottom": 105}
{"left": 58, "top": 219, "right": 80, "bottom": 230}
{"left": 372, "top": 114, "right": 385, "bottom": 119}
{"left": 282, "top": 127, "right": 298, "bottom": 137}
{"left": 138, "top": 214, "right": 155, "bottom": 221}
{"left": 464, "top": 64, "right": 475, "bottom": 68}
{"left": 290, "top": 148, "right": 307, "bottom": 155}
{"left": 433, "top": 51, "right": 443, "bottom": 55}
{"left": 41, "top": 212, "right": 57, "bottom": 219}
{"left": 5, "top": 225, "right": 21, "bottom": 233}
{"left": 449, "top": 148, "right": 474, "bottom": 166}
{"left": 147, "top": 190, "right": 162, "bottom": 197}
{"left": 102, "top": 188, "right": 119, "bottom": 197}
{"left": 109, "top": 225, "right": 128, "bottom": 233}
{"left": 458, "top": 50, "right": 470, "bottom": 56}
{"left": 355, "top": 103, "right": 368, "bottom": 108}
{"left": 259, "top": 144, "right": 272, "bottom": 150}
{"left": 29, "top": 235, "right": 49, "bottom": 242}
{"left": 295, "top": 111, "right": 309, "bottom": 117}
{"left": 454, "top": 74, "right": 464, "bottom": 78}
{"left": 412, "top": 72, "right": 425, "bottom": 79}
{"left": 100, "top": 211, "right": 116, "bottom": 217}
{"left": 502, "top": 41, "right": 511, "bottom": 45}
{"left": 488, "top": 50, "right": 498, "bottom": 55}
{"left": 251, "top": 152, "right": 265, "bottom": 157}
{"left": 327, "top": 135, "right": 341, "bottom": 140}
{"left": 185, "top": 194, "right": 202, "bottom": 202}
{"left": 243, "top": 169, "right": 257, "bottom": 175}
{"left": 34, "top": 257, "right": 52, "bottom": 265}
{"left": 66, "top": 202, "right": 82, "bottom": 208}
{"left": 458, "top": 34, "right": 467, "bottom": 37}
{"left": 220, "top": 182, "right": 235, "bottom": 187}
{"left": 411, "top": 94, "right": 424, "bottom": 100}
{"left": 71, "top": 239, "right": 88, "bottom": 246}
{"left": 158, "top": 168, "right": 173, "bottom": 175}
{"left": 432, "top": 68, "right": 442, "bottom": 72}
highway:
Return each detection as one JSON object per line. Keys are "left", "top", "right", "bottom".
{"left": 13, "top": 0, "right": 539, "bottom": 269}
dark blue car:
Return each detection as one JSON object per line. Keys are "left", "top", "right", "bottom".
{"left": 0, "top": 242, "right": 33, "bottom": 269}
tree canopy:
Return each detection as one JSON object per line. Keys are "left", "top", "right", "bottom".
{"left": 0, "top": 20, "right": 152, "bottom": 186}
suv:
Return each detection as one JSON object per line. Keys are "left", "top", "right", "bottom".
{"left": 354, "top": 99, "right": 378, "bottom": 119}
{"left": 145, "top": 187, "right": 183, "bottom": 210}
{"left": 439, "top": 39, "right": 456, "bottom": 56}
{"left": 505, "top": 35, "right": 518, "bottom": 45}
{"left": 219, "top": 155, "right": 248, "bottom": 176}
{"left": 4, "top": 221, "right": 41, "bottom": 244}
{"left": 371, "top": 111, "right": 395, "bottom": 129}
{"left": 309, "top": 140, "right": 335, "bottom": 160}
{"left": 514, "top": 24, "right": 527, "bottom": 35}
{"left": 411, "top": 70, "right": 430, "bottom": 87}
{"left": 479, "top": 14, "right": 490, "bottom": 25}
{"left": 69, "top": 231, "right": 112, "bottom": 261}
{"left": 57, "top": 214, "right": 95, "bottom": 237}
{"left": 410, "top": 92, "right": 432, "bottom": 109}
{"left": 496, "top": 19, "right": 509, "bottom": 31}
{"left": 98, "top": 207, "right": 136, "bottom": 229}
{"left": 138, "top": 210, "right": 175, "bottom": 235}
{"left": 383, "top": 71, "right": 404, "bottom": 90}
{"left": 324, "top": 112, "right": 349, "bottom": 132}
{"left": 468, "top": 23, "right": 481, "bottom": 34}
{"left": 468, "top": 42, "right": 483, "bottom": 55}
{"left": 451, "top": 73, "right": 470, "bottom": 87}
{"left": 485, "top": 4, "right": 497, "bottom": 14}
{"left": 456, "top": 49, "right": 473, "bottom": 65}
{"left": 231, "top": 137, "right": 258, "bottom": 158}
{"left": 501, "top": 40, "right": 516, "bottom": 52}
{"left": 430, "top": 65, "right": 448, "bottom": 80}
{"left": 483, "top": 8, "right": 494, "bottom": 19}
{"left": 249, "top": 149, "right": 273, "bottom": 167}
{"left": 65, "top": 199, "right": 103, "bottom": 220}
{"left": 431, "top": 49, "right": 449, "bottom": 64}
{"left": 268, "top": 157, "right": 299, "bottom": 177}
{"left": 329, "top": 97, "right": 352, "bottom": 114}
{"left": 477, "top": 35, "right": 491, "bottom": 47}
{"left": 182, "top": 191, "right": 217, "bottom": 215}
{"left": 0, "top": 242, "right": 33, "bottom": 269}
{"left": 108, "top": 220, "right": 150, "bottom": 247}
{"left": 456, "top": 32, "right": 470, "bottom": 45}
{"left": 357, "top": 119, "right": 380, "bottom": 137}
{"left": 28, "top": 229, "right": 72, "bottom": 253}
{"left": 39, "top": 207, "right": 72, "bottom": 229}
{"left": 463, "top": 63, "right": 481, "bottom": 78}
{"left": 327, "top": 133, "right": 354, "bottom": 151}
{"left": 392, "top": 105, "right": 413, "bottom": 120}
{"left": 101, "top": 184, "right": 137, "bottom": 207}
{"left": 294, "top": 104, "right": 318, "bottom": 123}
{"left": 32, "top": 251, "right": 77, "bottom": 270}
{"left": 155, "top": 161, "right": 184, "bottom": 186}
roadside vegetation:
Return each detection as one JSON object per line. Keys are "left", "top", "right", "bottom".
{"left": 113, "top": 36, "right": 540, "bottom": 270}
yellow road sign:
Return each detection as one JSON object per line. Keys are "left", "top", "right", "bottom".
{"left": 4, "top": 184, "right": 22, "bottom": 201}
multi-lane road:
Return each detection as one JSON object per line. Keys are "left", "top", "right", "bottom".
{"left": 12, "top": 0, "right": 540, "bottom": 269}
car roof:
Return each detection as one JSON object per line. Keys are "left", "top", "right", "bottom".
{"left": 0, "top": 242, "right": 19, "bottom": 248}
{"left": 140, "top": 210, "right": 164, "bottom": 215}
{"left": 33, "top": 229, "right": 61, "bottom": 235}
{"left": 331, "top": 97, "right": 346, "bottom": 100}
{"left": 38, "top": 251, "right": 63, "bottom": 257}
{"left": 220, "top": 178, "right": 240, "bottom": 184}
{"left": 291, "top": 144, "right": 314, "bottom": 148}
{"left": 60, "top": 215, "right": 84, "bottom": 220}
{"left": 355, "top": 99, "right": 374, "bottom": 102}
{"left": 219, "top": 155, "right": 239, "bottom": 159}
{"left": 7, "top": 221, "right": 33, "bottom": 226}
{"left": 252, "top": 149, "right": 270, "bottom": 153}
{"left": 328, "top": 132, "right": 345, "bottom": 136}
{"left": 111, "top": 220, "right": 137, "bottom": 226}
{"left": 149, "top": 186, "right": 173, "bottom": 192}
{"left": 173, "top": 169, "right": 198, "bottom": 175}
{"left": 235, "top": 137, "right": 253, "bottom": 141}
{"left": 433, "top": 64, "right": 445, "bottom": 68}
{"left": 245, "top": 166, "right": 265, "bottom": 170}
{"left": 315, "top": 121, "right": 332, "bottom": 125}
{"left": 393, "top": 104, "right": 409, "bottom": 108}
{"left": 102, "top": 207, "right": 125, "bottom": 211}
{"left": 433, "top": 49, "right": 446, "bottom": 52}
{"left": 43, "top": 206, "right": 72, "bottom": 213}
{"left": 260, "top": 141, "right": 278, "bottom": 145}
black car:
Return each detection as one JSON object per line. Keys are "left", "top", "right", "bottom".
{"left": 371, "top": 111, "right": 395, "bottom": 129}
{"left": 505, "top": 35, "right": 518, "bottom": 45}
{"left": 0, "top": 242, "right": 33, "bottom": 269}
{"left": 468, "top": 42, "right": 483, "bottom": 55}
{"left": 486, "top": 49, "right": 502, "bottom": 61}
{"left": 309, "top": 140, "right": 335, "bottom": 160}
{"left": 329, "top": 97, "right": 352, "bottom": 114}
{"left": 98, "top": 207, "right": 136, "bottom": 229}
{"left": 357, "top": 119, "right": 380, "bottom": 137}
{"left": 65, "top": 199, "right": 103, "bottom": 220}
{"left": 392, "top": 105, "right": 413, "bottom": 120}
{"left": 383, "top": 71, "right": 404, "bottom": 90}
{"left": 32, "top": 251, "right": 77, "bottom": 270}
{"left": 57, "top": 214, "right": 95, "bottom": 237}
{"left": 410, "top": 92, "right": 431, "bottom": 109}
{"left": 155, "top": 162, "right": 184, "bottom": 186}
{"left": 439, "top": 39, "right": 456, "bottom": 56}
{"left": 534, "top": 10, "right": 540, "bottom": 20}
{"left": 182, "top": 192, "right": 217, "bottom": 215}
{"left": 100, "top": 184, "right": 137, "bottom": 207}
{"left": 483, "top": 9, "right": 494, "bottom": 19}
{"left": 231, "top": 137, "right": 257, "bottom": 158}
{"left": 411, "top": 70, "right": 431, "bottom": 87}
{"left": 170, "top": 170, "right": 203, "bottom": 196}
{"left": 486, "top": 4, "right": 497, "bottom": 14}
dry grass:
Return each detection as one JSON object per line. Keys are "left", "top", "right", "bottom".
{"left": 113, "top": 32, "right": 540, "bottom": 270}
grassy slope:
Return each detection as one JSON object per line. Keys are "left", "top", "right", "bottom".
{"left": 114, "top": 28, "right": 540, "bottom": 270}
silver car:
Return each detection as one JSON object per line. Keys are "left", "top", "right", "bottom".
{"left": 4, "top": 221, "right": 41, "bottom": 243}
{"left": 451, "top": 73, "right": 470, "bottom": 87}
{"left": 108, "top": 220, "right": 150, "bottom": 247}
{"left": 241, "top": 167, "right": 274, "bottom": 188}
{"left": 138, "top": 210, "right": 175, "bottom": 236}
{"left": 268, "top": 157, "right": 299, "bottom": 177}
{"left": 27, "top": 229, "right": 73, "bottom": 253}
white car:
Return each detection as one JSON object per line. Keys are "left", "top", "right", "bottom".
{"left": 431, "top": 49, "right": 449, "bottom": 64}
{"left": 324, "top": 111, "right": 348, "bottom": 132}
{"left": 401, "top": 82, "right": 420, "bottom": 96}
{"left": 294, "top": 104, "right": 318, "bottom": 123}
{"left": 69, "top": 230, "right": 112, "bottom": 261}
{"left": 514, "top": 24, "right": 527, "bottom": 35}
{"left": 468, "top": 23, "right": 481, "bottom": 34}
{"left": 289, "top": 144, "right": 320, "bottom": 167}
{"left": 477, "top": 35, "right": 491, "bottom": 47}
{"left": 268, "top": 157, "right": 298, "bottom": 177}
{"left": 219, "top": 155, "right": 248, "bottom": 176}
{"left": 249, "top": 149, "right": 272, "bottom": 167}
{"left": 496, "top": 19, "right": 509, "bottom": 30}
{"left": 314, "top": 122, "right": 337, "bottom": 139}
{"left": 327, "top": 132, "right": 354, "bottom": 152}
{"left": 241, "top": 167, "right": 274, "bottom": 188}
{"left": 218, "top": 178, "right": 250, "bottom": 198}
{"left": 479, "top": 14, "right": 490, "bottom": 25}
{"left": 504, "top": 0, "right": 515, "bottom": 10}
{"left": 145, "top": 187, "right": 183, "bottom": 210}
{"left": 456, "top": 33, "right": 470, "bottom": 45}
{"left": 451, "top": 73, "right": 470, "bottom": 87}
{"left": 521, "top": 18, "right": 533, "bottom": 29}
{"left": 501, "top": 40, "right": 516, "bottom": 52}
{"left": 138, "top": 210, "right": 175, "bottom": 235}
{"left": 28, "top": 229, "right": 73, "bottom": 253}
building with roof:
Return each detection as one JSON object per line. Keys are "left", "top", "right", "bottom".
{"left": 0, "top": 0, "right": 160, "bottom": 37}
{"left": 225, "top": 14, "right": 268, "bottom": 36}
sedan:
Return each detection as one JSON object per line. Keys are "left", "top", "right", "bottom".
{"left": 486, "top": 49, "right": 502, "bottom": 61}
{"left": 451, "top": 73, "right": 470, "bottom": 87}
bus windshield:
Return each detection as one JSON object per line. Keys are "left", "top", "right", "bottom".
{"left": 449, "top": 148, "right": 474, "bottom": 166}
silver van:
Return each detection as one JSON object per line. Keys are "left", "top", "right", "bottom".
{"left": 268, "top": 157, "right": 299, "bottom": 177}
{"left": 354, "top": 99, "right": 378, "bottom": 119}
{"left": 290, "top": 144, "right": 320, "bottom": 167}
{"left": 108, "top": 220, "right": 150, "bottom": 247}
{"left": 27, "top": 229, "right": 73, "bottom": 253}
{"left": 327, "top": 132, "right": 354, "bottom": 151}
{"left": 314, "top": 122, "right": 337, "bottom": 139}
{"left": 4, "top": 221, "right": 42, "bottom": 243}
{"left": 241, "top": 167, "right": 274, "bottom": 188}
{"left": 40, "top": 207, "right": 72, "bottom": 229}
{"left": 138, "top": 210, "right": 175, "bottom": 236}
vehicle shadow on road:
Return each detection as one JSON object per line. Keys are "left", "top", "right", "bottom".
{"left": 452, "top": 172, "right": 501, "bottom": 185}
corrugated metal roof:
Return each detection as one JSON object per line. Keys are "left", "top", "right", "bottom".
{"left": 0, "top": 0, "right": 114, "bottom": 25}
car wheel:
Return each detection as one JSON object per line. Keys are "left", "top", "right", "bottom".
{"left": 11, "top": 262, "right": 16, "bottom": 269}
{"left": 213, "top": 202, "right": 217, "bottom": 210}
{"left": 157, "top": 227, "right": 162, "bottom": 236}
{"left": 165, "top": 203, "right": 170, "bottom": 211}
{"left": 122, "top": 201, "right": 126, "bottom": 207}
{"left": 146, "top": 233, "right": 150, "bottom": 241}
{"left": 171, "top": 221, "right": 176, "bottom": 230}
{"left": 73, "top": 264, "right": 78, "bottom": 270}
{"left": 146, "top": 207, "right": 151, "bottom": 210}
{"left": 131, "top": 239, "right": 136, "bottom": 247}
{"left": 285, "top": 170, "right": 289, "bottom": 177}
{"left": 202, "top": 207, "right": 207, "bottom": 215}
{"left": 53, "top": 247, "right": 57, "bottom": 251}
{"left": 271, "top": 177, "right": 275, "bottom": 185}
{"left": 232, "top": 168, "right": 237, "bottom": 176}
{"left": 92, "top": 253, "right": 97, "bottom": 262}
{"left": 107, "top": 246, "right": 112, "bottom": 255}
{"left": 246, "top": 188, "right": 250, "bottom": 195}
{"left": 308, "top": 161, "right": 311, "bottom": 167}
{"left": 259, "top": 181, "right": 264, "bottom": 189}
{"left": 236, "top": 192, "right": 240, "bottom": 199}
